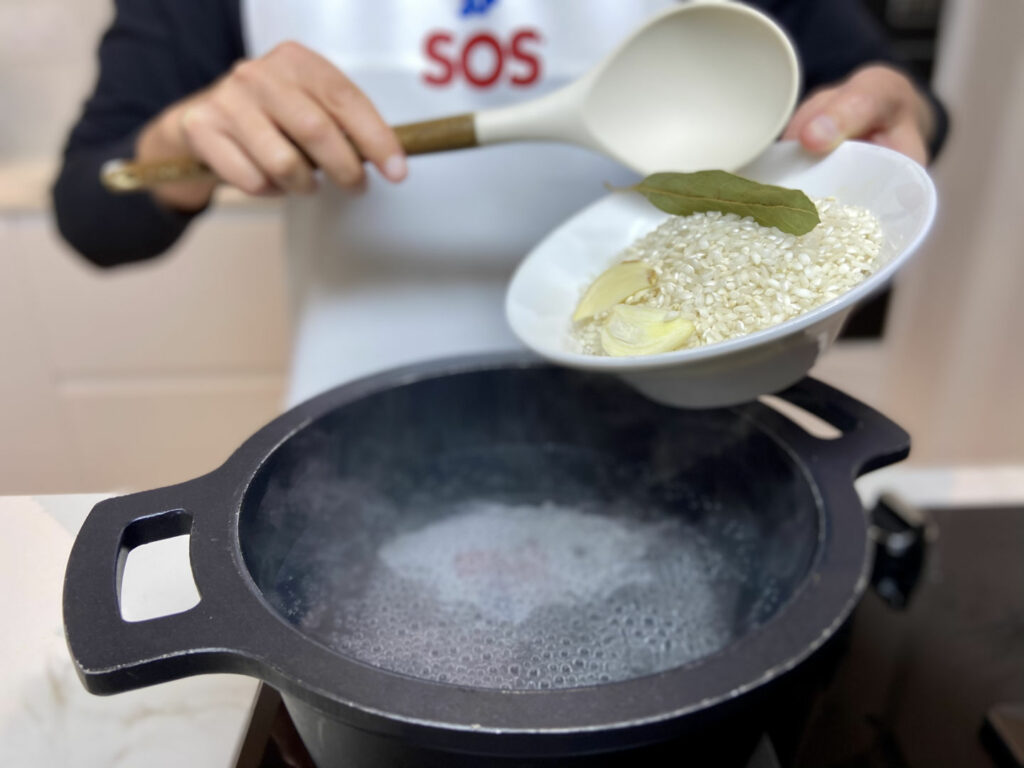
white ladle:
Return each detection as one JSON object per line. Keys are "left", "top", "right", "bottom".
{"left": 102, "top": 1, "right": 799, "bottom": 191}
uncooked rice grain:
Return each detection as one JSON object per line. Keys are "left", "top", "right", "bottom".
{"left": 572, "top": 198, "right": 883, "bottom": 354}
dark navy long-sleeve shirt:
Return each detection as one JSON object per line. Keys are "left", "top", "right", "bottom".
{"left": 52, "top": 0, "right": 948, "bottom": 268}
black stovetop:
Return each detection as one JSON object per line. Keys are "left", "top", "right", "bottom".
{"left": 235, "top": 504, "right": 1024, "bottom": 768}
{"left": 792, "top": 504, "right": 1024, "bottom": 768}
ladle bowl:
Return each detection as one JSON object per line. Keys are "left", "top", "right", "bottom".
{"left": 476, "top": 0, "right": 800, "bottom": 174}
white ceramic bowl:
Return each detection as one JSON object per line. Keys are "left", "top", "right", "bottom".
{"left": 505, "top": 141, "right": 937, "bottom": 408}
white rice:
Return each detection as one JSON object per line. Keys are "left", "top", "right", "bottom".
{"left": 573, "top": 198, "right": 884, "bottom": 354}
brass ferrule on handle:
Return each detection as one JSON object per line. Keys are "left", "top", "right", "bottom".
{"left": 101, "top": 157, "right": 217, "bottom": 193}
{"left": 101, "top": 113, "right": 478, "bottom": 193}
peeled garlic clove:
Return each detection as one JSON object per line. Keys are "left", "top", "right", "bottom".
{"left": 599, "top": 305, "right": 694, "bottom": 357}
{"left": 572, "top": 261, "right": 655, "bottom": 322}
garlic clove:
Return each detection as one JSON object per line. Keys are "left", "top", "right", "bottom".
{"left": 599, "top": 305, "right": 694, "bottom": 357}
{"left": 572, "top": 261, "right": 655, "bottom": 323}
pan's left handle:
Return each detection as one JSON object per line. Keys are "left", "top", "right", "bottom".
{"left": 62, "top": 481, "right": 258, "bottom": 694}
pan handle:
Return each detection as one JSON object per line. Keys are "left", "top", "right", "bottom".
{"left": 62, "top": 479, "right": 260, "bottom": 694}
{"left": 770, "top": 377, "right": 910, "bottom": 477}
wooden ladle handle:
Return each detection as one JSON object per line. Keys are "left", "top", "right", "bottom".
{"left": 101, "top": 113, "right": 478, "bottom": 193}
{"left": 393, "top": 113, "right": 477, "bottom": 156}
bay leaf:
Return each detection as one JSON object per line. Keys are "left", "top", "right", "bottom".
{"left": 622, "top": 170, "right": 820, "bottom": 235}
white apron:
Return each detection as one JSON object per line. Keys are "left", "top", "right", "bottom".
{"left": 241, "top": 0, "right": 675, "bottom": 405}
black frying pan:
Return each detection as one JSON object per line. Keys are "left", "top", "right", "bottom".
{"left": 63, "top": 354, "right": 908, "bottom": 767}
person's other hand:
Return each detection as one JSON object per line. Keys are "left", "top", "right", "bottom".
{"left": 136, "top": 41, "right": 406, "bottom": 211}
{"left": 783, "top": 64, "right": 935, "bottom": 166}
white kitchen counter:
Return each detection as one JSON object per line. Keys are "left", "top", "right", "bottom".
{"left": 0, "top": 494, "right": 257, "bottom": 768}
{"left": 3, "top": 467, "right": 1023, "bottom": 766}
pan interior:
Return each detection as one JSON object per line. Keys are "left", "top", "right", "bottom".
{"left": 239, "top": 368, "right": 820, "bottom": 691}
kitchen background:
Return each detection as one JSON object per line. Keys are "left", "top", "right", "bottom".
{"left": 1, "top": 0, "right": 1021, "bottom": 494}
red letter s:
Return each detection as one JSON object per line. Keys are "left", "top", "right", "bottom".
{"left": 423, "top": 31, "right": 455, "bottom": 86}
{"left": 509, "top": 28, "right": 541, "bottom": 87}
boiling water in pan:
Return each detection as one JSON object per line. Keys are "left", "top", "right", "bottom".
{"left": 333, "top": 501, "right": 738, "bottom": 690}
{"left": 268, "top": 485, "right": 773, "bottom": 691}
{"left": 243, "top": 372, "right": 817, "bottom": 691}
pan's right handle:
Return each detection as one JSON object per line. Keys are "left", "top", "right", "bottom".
{"left": 62, "top": 482, "right": 258, "bottom": 694}
{"left": 771, "top": 377, "right": 911, "bottom": 478}
{"left": 100, "top": 113, "right": 479, "bottom": 192}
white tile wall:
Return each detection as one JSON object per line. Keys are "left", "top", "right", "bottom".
{"left": 0, "top": 196, "right": 289, "bottom": 494}
{"left": 60, "top": 374, "right": 285, "bottom": 491}
{"left": 24, "top": 208, "right": 290, "bottom": 377}
{"left": 0, "top": 0, "right": 113, "bottom": 160}
{"left": 0, "top": 217, "right": 83, "bottom": 491}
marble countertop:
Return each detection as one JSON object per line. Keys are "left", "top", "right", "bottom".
{"left": 0, "top": 494, "right": 257, "bottom": 768}
{"left": 3, "top": 465, "right": 1022, "bottom": 767}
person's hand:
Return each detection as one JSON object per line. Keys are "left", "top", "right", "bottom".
{"left": 136, "top": 41, "right": 406, "bottom": 211}
{"left": 783, "top": 64, "right": 935, "bottom": 165}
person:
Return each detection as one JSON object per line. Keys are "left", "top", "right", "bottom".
{"left": 53, "top": 0, "right": 947, "bottom": 406}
